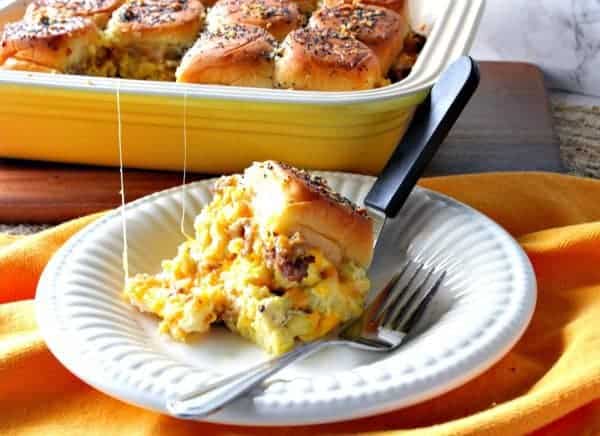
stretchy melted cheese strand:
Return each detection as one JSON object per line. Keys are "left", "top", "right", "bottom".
{"left": 116, "top": 79, "right": 129, "bottom": 281}
{"left": 180, "top": 91, "right": 192, "bottom": 240}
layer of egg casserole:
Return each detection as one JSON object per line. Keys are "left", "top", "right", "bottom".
{"left": 124, "top": 161, "right": 374, "bottom": 355}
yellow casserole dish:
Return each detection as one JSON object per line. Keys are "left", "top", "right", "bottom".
{"left": 0, "top": 0, "right": 483, "bottom": 174}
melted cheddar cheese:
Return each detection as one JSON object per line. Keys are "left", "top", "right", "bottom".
{"left": 123, "top": 175, "right": 370, "bottom": 355}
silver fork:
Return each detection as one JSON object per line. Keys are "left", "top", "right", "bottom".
{"left": 167, "top": 259, "right": 446, "bottom": 419}
{"left": 167, "top": 56, "right": 479, "bottom": 419}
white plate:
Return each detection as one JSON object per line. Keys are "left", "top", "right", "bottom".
{"left": 36, "top": 172, "right": 536, "bottom": 426}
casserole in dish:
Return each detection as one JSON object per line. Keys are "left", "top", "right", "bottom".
{"left": 0, "top": 0, "right": 483, "bottom": 174}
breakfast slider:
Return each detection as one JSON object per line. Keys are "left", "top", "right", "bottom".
{"left": 123, "top": 161, "right": 373, "bottom": 355}
{"left": 323, "top": 0, "right": 405, "bottom": 15}
{"left": 105, "top": 0, "right": 205, "bottom": 80}
{"left": 176, "top": 23, "right": 277, "bottom": 87}
{"left": 273, "top": 27, "right": 383, "bottom": 90}
{"left": 206, "top": 0, "right": 303, "bottom": 41}
{"left": 309, "top": 3, "right": 408, "bottom": 73}
{"left": 0, "top": 15, "right": 104, "bottom": 74}
{"left": 24, "top": 0, "right": 125, "bottom": 29}
{"left": 245, "top": 161, "right": 374, "bottom": 268}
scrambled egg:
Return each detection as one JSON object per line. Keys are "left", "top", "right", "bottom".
{"left": 68, "top": 44, "right": 118, "bottom": 77}
{"left": 124, "top": 175, "right": 370, "bottom": 355}
{"left": 111, "top": 51, "right": 179, "bottom": 80}
{"left": 102, "top": 26, "right": 189, "bottom": 80}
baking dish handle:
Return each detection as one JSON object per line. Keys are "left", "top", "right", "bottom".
{"left": 364, "top": 56, "right": 480, "bottom": 218}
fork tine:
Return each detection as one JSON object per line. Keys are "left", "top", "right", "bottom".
{"left": 373, "top": 260, "right": 412, "bottom": 321}
{"left": 397, "top": 270, "right": 446, "bottom": 334}
{"left": 385, "top": 265, "right": 433, "bottom": 329}
{"left": 339, "top": 270, "right": 403, "bottom": 341}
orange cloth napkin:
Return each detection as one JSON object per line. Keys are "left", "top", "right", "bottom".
{"left": 2, "top": 172, "right": 600, "bottom": 436}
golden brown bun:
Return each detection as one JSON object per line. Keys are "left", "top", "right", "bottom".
{"left": 206, "top": 0, "right": 303, "bottom": 41}
{"left": 105, "top": 0, "right": 204, "bottom": 51}
{"left": 245, "top": 161, "right": 374, "bottom": 267}
{"left": 202, "top": 0, "right": 313, "bottom": 13}
{"left": 288, "top": 0, "right": 317, "bottom": 13}
{"left": 323, "top": 0, "right": 405, "bottom": 15}
{"left": 0, "top": 16, "right": 101, "bottom": 73}
{"left": 24, "top": 0, "right": 125, "bottom": 29}
{"left": 273, "top": 28, "right": 383, "bottom": 90}
{"left": 0, "top": 56, "right": 58, "bottom": 72}
{"left": 309, "top": 4, "right": 407, "bottom": 73}
{"left": 176, "top": 23, "right": 276, "bottom": 87}
{"left": 105, "top": 0, "right": 204, "bottom": 79}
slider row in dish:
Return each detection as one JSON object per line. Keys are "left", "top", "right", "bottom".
{"left": 0, "top": 0, "right": 204, "bottom": 79}
{"left": 0, "top": 0, "right": 420, "bottom": 90}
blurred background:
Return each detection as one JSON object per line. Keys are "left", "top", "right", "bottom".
{"left": 474, "top": 0, "right": 600, "bottom": 97}
{"left": 472, "top": 0, "right": 600, "bottom": 177}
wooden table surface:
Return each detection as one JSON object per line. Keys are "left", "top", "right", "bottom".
{"left": 429, "top": 62, "right": 563, "bottom": 175}
{"left": 0, "top": 61, "right": 564, "bottom": 224}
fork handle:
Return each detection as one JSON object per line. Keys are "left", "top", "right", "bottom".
{"left": 166, "top": 339, "right": 335, "bottom": 418}
{"left": 364, "top": 56, "right": 480, "bottom": 218}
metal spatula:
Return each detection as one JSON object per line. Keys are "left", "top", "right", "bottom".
{"left": 367, "top": 56, "right": 480, "bottom": 244}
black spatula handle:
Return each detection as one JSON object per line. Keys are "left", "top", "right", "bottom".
{"left": 364, "top": 56, "right": 480, "bottom": 218}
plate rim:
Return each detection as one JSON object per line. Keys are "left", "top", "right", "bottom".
{"left": 35, "top": 172, "right": 537, "bottom": 426}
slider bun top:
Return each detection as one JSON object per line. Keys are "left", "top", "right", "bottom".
{"left": 176, "top": 23, "right": 277, "bottom": 87}
{"left": 309, "top": 3, "right": 408, "bottom": 73}
{"left": 245, "top": 161, "right": 374, "bottom": 267}
{"left": 105, "top": 0, "right": 205, "bottom": 45}
{"left": 323, "top": 0, "right": 406, "bottom": 15}
{"left": 207, "top": 0, "right": 304, "bottom": 41}
{"left": 24, "top": 0, "right": 125, "bottom": 28}
{"left": 0, "top": 15, "right": 100, "bottom": 72}
{"left": 273, "top": 27, "right": 383, "bottom": 90}
{"left": 289, "top": 0, "right": 317, "bottom": 14}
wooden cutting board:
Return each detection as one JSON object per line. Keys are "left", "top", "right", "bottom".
{"left": 0, "top": 62, "right": 563, "bottom": 224}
